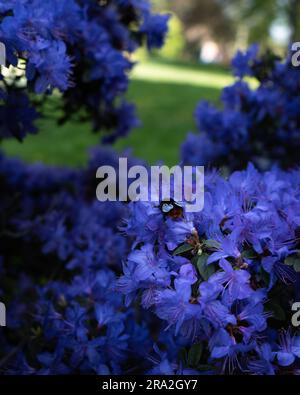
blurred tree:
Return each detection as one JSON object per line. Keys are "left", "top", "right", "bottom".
{"left": 223, "top": 0, "right": 276, "bottom": 44}
{"left": 166, "top": 0, "right": 236, "bottom": 60}
{"left": 158, "top": 14, "right": 185, "bottom": 60}
{"left": 287, "top": 0, "right": 299, "bottom": 41}
{"left": 154, "top": 0, "right": 299, "bottom": 62}
{"left": 223, "top": 0, "right": 300, "bottom": 44}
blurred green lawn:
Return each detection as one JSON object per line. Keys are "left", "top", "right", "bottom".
{"left": 3, "top": 60, "right": 232, "bottom": 167}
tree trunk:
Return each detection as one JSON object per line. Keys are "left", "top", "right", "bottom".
{"left": 289, "top": 0, "right": 299, "bottom": 42}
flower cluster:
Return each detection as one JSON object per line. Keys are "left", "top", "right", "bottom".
{"left": 1, "top": 1, "right": 300, "bottom": 374}
{"left": 0, "top": 0, "right": 169, "bottom": 141}
{"left": 181, "top": 45, "right": 300, "bottom": 171}
{"left": 0, "top": 2, "right": 188, "bottom": 375}
{"left": 0, "top": 148, "right": 190, "bottom": 374}
{"left": 119, "top": 164, "right": 300, "bottom": 374}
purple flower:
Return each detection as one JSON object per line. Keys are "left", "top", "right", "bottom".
{"left": 207, "top": 236, "right": 241, "bottom": 265}
{"left": 156, "top": 274, "right": 201, "bottom": 335}
{"left": 248, "top": 344, "right": 276, "bottom": 375}
{"left": 210, "top": 259, "right": 253, "bottom": 301}
{"left": 231, "top": 44, "right": 259, "bottom": 78}
{"left": 277, "top": 331, "right": 300, "bottom": 367}
{"left": 198, "top": 281, "right": 236, "bottom": 328}
{"left": 165, "top": 218, "right": 195, "bottom": 251}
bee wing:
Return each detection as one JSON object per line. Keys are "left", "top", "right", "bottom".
{"left": 162, "top": 203, "right": 174, "bottom": 213}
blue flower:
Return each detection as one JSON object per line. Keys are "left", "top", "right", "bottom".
{"left": 207, "top": 236, "right": 241, "bottom": 265}
{"left": 231, "top": 44, "right": 259, "bottom": 78}
{"left": 164, "top": 218, "right": 195, "bottom": 251}
{"left": 248, "top": 344, "right": 276, "bottom": 375}
{"left": 181, "top": 46, "right": 300, "bottom": 170}
{"left": 156, "top": 273, "right": 201, "bottom": 335}
{"left": 198, "top": 281, "right": 236, "bottom": 328}
{"left": 141, "top": 14, "right": 170, "bottom": 50}
{"left": 0, "top": 0, "right": 169, "bottom": 142}
{"left": 277, "top": 331, "right": 300, "bottom": 367}
{"left": 209, "top": 259, "right": 253, "bottom": 301}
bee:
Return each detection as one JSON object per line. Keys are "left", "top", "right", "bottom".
{"left": 159, "top": 199, "right": 184, "bottom": 219}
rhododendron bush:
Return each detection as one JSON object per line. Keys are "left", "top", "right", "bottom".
{"left": 0, "top": 0, "right": 300, "bottom": 376}
{"left": 119, "top": 164, "right": 300, "bottom": 374}
{"left": 0, "top": 0, "right": 169, "bottom": 142}
{"left": 182, "top": 46, "right": 300, "bottom": 171}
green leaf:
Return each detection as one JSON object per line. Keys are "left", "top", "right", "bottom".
{"left": 196, "top": 254, "right": 215, "bottom": 281}
{"left": 197, "top": 364, "right": 214, "bottom": 372}
{"left": 242, "top": 249, "right": 257, "bottom": 259}
{"left": 188, "top": 343, "right": 203, "bottom": 368}
{"left": 294, "top": 260, "right": 300, "bottom": 272}
{"left": 203, "top": 239, "right": 221, "bottom": 249}
{"left": 178, "top": 348, "right": 188, "bottom": 366}
{"left": 260, "top": 268, "right": 270, "bottom": 286}
{"left": 265, "top": 301, "right": 286, "bottom": 321}
{"left": 173, "top": 243, "right": 193, "bottom": 256}
{"left": 285, "top": 256, "right": 299, "bottom": 266}
{"left": 284, "top": 255, "right": 300, "bottom": 272}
